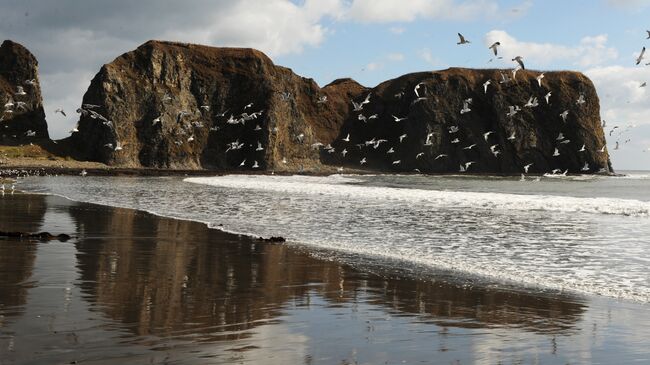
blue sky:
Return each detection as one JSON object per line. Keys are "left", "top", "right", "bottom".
{"left": 1, "top": 0, "right": 649, "bottom": 169}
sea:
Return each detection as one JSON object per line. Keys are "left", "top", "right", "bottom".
{"left": 17, "top": 171, "right": 650, "bottom": 304}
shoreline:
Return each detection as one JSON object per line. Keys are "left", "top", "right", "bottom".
{"left": 0, "top": 165, "right": 622, "bottom": 178}
{"left": 1, "top": 192, "right": 649, "bottom": 363}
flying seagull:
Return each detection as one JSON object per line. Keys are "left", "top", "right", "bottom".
{"left": 54, "top": 108, "right": 66, "bottom": 117}
{"left": 489, "top": 42, "right": 501, "bottom": 56}
{"left": 483, "top": 131, "right": 494, "bottom": 141}
{"left": 536, "top": 73, "right": 544, "bottom": 87}
{"left": 636, "top": 47, "right": 646, "bottom": 65}
{"left": 392, "top": 115, "right": 408, "bottom": 122}
{"left": 457, "top": 33, "right": 470, "bottom": 45}
{"left": 483, "top": 80, "right": 491, "bottom": 93}
{"left": 414, "top": 82, "right": 424, "bottom": 98}
{"left": 560, "top": 110, "right": 569, "bottom": 123}
{"left": 512, "top": 56, "right": 525, "bottom": 70}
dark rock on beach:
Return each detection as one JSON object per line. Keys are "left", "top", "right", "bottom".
{"left": 0, "top": 40, "right": 49, "bottom": 143}
{"left": 0, "top": 231, "right": 72, "bottom": 242}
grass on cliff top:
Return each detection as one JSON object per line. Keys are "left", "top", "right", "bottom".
{"left": 0, "top": 143, "right": 68, "bottom": 161}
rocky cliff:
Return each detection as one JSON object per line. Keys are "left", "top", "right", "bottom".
{"left": 0, "top": 40, "right": 49, "bottom": 142}
{"left": 70, "top": 40, "right": 611, "bottom": 174}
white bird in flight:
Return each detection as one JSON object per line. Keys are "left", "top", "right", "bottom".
{"left": 512, "top": 56, "right": 525, "bottom": 70}
{"left": 636, "top": 46, "right": 646, "bottom": 65}
{"left": 399, "top": 133, "right": 407, "bottom": 143}
{"left": 393, "top": 115, "right": 408, "bottom": 122}
{"left": 457, "top": 33, "right": 470, "bottom": 45}
{"left": 489, "top": 42, "right": 500, "bottom": 56}
{"left": 560, "top": 110, "right": 569, "bottom": 123}
{"left": 483, "top": 80, "right": 491, "bottom": 94}
{"left": 524, "top": 163, "right": 533, "bottom": 173}
{"left": 483, "top": 131, "right": 494, "bottom": 141}
{"left": 536, "top": 73, "right": 544, "bottom": 87}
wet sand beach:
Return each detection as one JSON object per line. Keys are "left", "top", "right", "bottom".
{"left": 1, "top": 193, "right": 649, "bottom": 364}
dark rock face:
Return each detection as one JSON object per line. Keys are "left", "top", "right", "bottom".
{"left": 327, "top": 68, "right": 611, "bottom": 174}
{"left": 71, "top": 40, "right": 611, "bottom": 173}
{"left": 70, "top": 40, "right": 350, "bottom": 170}
{"left": 0, "top": 40, "right": 49, "bottom": 142}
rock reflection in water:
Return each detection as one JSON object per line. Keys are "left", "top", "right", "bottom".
{"left": 6, "top": 194, "right": 646, "bottom": 365}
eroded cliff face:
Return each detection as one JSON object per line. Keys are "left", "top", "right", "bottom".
{"left": 326, "top": 68, "right": 611, "bottom": 174}
{"left": 0, "top": 40, "right": 49, "bottom": 143}
{"left": 70, "top": 40, "right": 353, "bottom": 170}
{"left": 70, "top": 40, "right": 610, "bottom": 173}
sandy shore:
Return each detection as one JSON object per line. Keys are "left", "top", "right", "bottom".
{"left": 0, "top": 192, "right": 648, "bottom": 364}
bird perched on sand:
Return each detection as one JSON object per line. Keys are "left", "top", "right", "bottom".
{"left": 512, "top": 56, "right": 525, "bottom": 69}
{"left": 457, "top": 33, "right": 470, "bottom": 45}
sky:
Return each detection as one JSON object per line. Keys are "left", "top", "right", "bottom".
{"left": 1, "top": 0, "right": 649, "bottom": 170}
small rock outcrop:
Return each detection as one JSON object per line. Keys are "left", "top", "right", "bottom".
{"left": 70, "top": 40, "right": 611, "bottom": 174}
{"left": 0, "top": 40, "right": 49, "bottom": 142}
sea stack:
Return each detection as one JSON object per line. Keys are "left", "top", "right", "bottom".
{"left": 70, "top": 40, "right": 611, "bottom": 173}
{"left": 0, "top": 40, "right": 49, "bottom": 142}
{"left": 69, "top": 40, "right": 353, "bottom": 170}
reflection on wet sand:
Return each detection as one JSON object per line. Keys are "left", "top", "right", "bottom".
{"left": 0, "top": 194, "right": 45, "bottom": 317}
{"left": 62, "top": 196, "right": 586, "bottom": 341}
{"left": 6, "top": 193, "right": 650, "bottom": 364}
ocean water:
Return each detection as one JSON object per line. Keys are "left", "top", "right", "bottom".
{"left": 17, "top": 171, "right": 650, "bottom": 303}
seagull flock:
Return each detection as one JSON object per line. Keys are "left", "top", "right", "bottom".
{"left": 306, "top": 34, "right": 614, "bottom": 176}
{"left": 67, "top": 95, "right": 269, "bottom": 169}
{"left": 3, "top": 30, "right": 649, "bottom": 174}
{"left": 1, "top": 82, "right": 38, "bottom": 139}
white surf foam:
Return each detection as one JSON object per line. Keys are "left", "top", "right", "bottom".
{"left": 186, "top": 175, "right": 650, "bottom": 217}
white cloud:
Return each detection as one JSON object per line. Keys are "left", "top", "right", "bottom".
{"left": 343, "top": 0, "right": 525, "bottom": 23}
{"left": 586, "top": 65, "right": 650, "bottom": 125}
{"left": 365, "top": 62, "right": 382, "bottom": 71}
{"left": 387, "top": 53, "right": 405, "bottom": 62}
{"left": 606, "top": 0, "right": 650, "bottom": 9}
{"left": 584, "top": 64, "right": 650, "bottom": 170}
{"left": 418, "top": 48, "right": 443, "bottom": 67}
{"left": 484, "top": 30, "right": 619, "bottom": 68}
{"left": 388, "top": 26, "right": 406, "bottom": 35}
